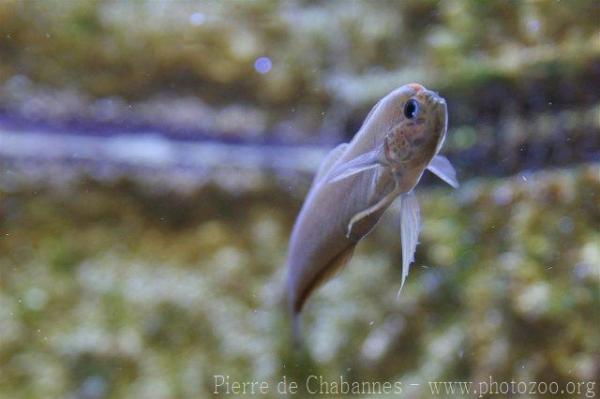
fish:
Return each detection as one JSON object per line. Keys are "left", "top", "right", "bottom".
{"left": 285, "top": 83, "right": 458, "bottom": 342}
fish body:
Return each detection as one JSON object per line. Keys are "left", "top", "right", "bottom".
{"left": 285, "top": 83, "right": 458, "bottom": 340}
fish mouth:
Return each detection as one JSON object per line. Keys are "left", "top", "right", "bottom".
{"left": 422, "top": 89, "right": 446, "bottom": 107}
{"left": 422, "top": 90, "right": 448, "bottom": 154}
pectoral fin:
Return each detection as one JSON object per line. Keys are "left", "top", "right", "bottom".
{"left": 314, "top": 143, "right": 348, "bottom": 185}
{"left": 427, "top": 155, "right": 459, "bottom": 188}
{"left": 398, "top": 191, "right": 421, "bottom": 296}
{"left": 327, "top": 148, "right": 386, "bottom": 184}
{"left": 346, "top": 186, "right": 400, "bottom": 239}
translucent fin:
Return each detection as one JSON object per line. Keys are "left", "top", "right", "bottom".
{"left": 397, "top": 191, "right": 421, "bottom": 297}
{"left": 314, "top": 143, "right": 348, "bottom": 185}
{"left": 427, "top": 155, "right": 459, "bottom": 188}
{"left": 328, "top": 149, "right": 384, "bottom": 184}
{"left": 346, "top": 186, "right": 400, "bottom": 238}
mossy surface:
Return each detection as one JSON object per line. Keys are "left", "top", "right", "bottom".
{"left": 0, "top": 165, "right": 598, "bottom": 398}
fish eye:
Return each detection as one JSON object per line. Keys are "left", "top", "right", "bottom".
{"left": 404, "top": 99, "right": 419, "bottom": 119}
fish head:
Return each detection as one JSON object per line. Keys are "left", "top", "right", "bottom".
{"left": 383, "top": 83, "right": 448, "bottom": 171}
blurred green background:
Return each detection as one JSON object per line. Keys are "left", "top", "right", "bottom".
{"left": 0, "top": 1, "right": 599, "bottom": 398}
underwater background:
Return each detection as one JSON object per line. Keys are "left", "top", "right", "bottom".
{"left": 0, "top": 1, "right": 599, "bottom": 398}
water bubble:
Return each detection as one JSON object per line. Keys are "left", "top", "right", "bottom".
{"left": 254, "top": 57, "right": 272, "bottom": 74}
{"left": 527, "top": 19, "right": 540, "bottom": 34}
{"left": 189, "top": 12, "right": 205, "bottom": 26}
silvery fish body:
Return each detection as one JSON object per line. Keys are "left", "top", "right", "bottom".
{"left": 285, "top": 83, "right": 458, "bottom": 339}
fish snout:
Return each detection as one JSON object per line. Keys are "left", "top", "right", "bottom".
{"left": 421, "top": 89, "right": 447, "bottom": 126}
{"left": 422, "top": 89, "right": 446, "bottom": 108}
{"left": 431, "top": 95, "right": 449, "bottom": 154}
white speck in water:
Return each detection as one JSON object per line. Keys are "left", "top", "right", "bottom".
{"left": 521, "top": 175, "right": 527, "bottom": 182}
{"left": 189, "top": 12, "right": 206, "bottom": 26}
{"left": 254, "top": 56, "right": 272, "bottom": 74}
{"left": 369, "top": 321, "right": 374, "bottom": 326}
